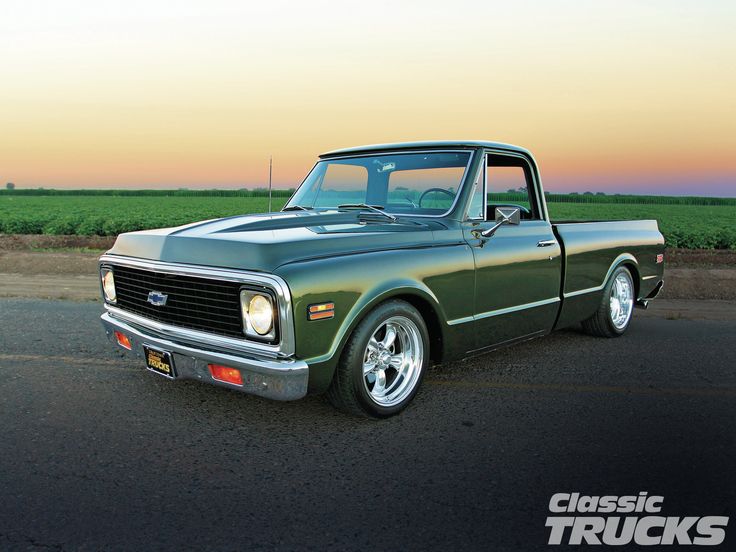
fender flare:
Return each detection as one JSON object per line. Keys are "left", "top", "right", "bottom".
{"left": 315, "top": 279, "right": 448, "bottom": 366}
{"left": 564, "top": 253, "right": 640, "bottom": 299}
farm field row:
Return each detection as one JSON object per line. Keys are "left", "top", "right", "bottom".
{"left": 1, "top": 195, "right": 734, "bottom": 249}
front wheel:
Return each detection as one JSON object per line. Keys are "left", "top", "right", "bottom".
{"left": 582, "top": 265, "right": 635, "bottom": 337}
{"left": 327, "top": 300, "right": 429, "bottom": 418}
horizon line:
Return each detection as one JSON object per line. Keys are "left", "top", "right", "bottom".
{"left": 2, "top": 186, "right": 735, "bottom": 200}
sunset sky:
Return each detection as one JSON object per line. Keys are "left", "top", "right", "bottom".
{"left": 1, "top": 0, "right": 734, "bottom": 195}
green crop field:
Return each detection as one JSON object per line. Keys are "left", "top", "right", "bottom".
{"left": 0, "top": 195, "right": 290, "bottom": 236}
{"left": 1, "top": 190, "right": 735, "bottom": 249}
{"left": 546, "top": 203, "right": 736, "bottom": 249}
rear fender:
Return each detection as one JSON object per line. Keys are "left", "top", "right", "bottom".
{"left": 556, "top": 253, "right": 641, "bottom": 329}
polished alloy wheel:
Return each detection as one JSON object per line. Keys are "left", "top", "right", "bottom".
{"left": 362, "top": 316, "right": 424, "bottom": 407}
{"left": 609, "top": 271, "right": 634, "bottom": 330}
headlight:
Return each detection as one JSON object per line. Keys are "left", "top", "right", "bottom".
{"left": 240, "top": 289, "right": 275, "bottom": 340}
{"left": 101, "top": 267, "right": 116, "bottom": 303}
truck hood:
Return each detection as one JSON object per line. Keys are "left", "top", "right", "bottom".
{"left": 107, "top": 211, "right": 444, "bottom": 272}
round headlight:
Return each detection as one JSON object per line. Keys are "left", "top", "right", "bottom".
{"left": 101, "top": 269, "right": 116, "bottom": 302}
{"left": 248, "top": 294, "right": 273, "bottom": 335}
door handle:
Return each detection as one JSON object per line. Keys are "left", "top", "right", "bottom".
{"left": 537, "top": 239, "right": 556, "bottom": 247}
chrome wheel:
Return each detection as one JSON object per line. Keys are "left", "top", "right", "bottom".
{"left": 610, "top": 271, "right": 634, "bottom": 330}
{"left": 362, "top": 316, "right": 424, "bottom": 407}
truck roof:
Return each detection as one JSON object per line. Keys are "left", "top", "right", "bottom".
{"left": 320, "top": 140, "right": 532, "bottom": 158}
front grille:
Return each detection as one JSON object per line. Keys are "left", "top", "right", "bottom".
{"left": 110, "top": 264, "right": 247, "bottom": 339}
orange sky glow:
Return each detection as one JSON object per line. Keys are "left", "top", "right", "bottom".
{"left": 1, "top": 0, "right": 734, "bottom": 196}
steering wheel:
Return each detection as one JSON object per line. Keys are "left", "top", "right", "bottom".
{"left": 418, "top": 188, "right": 455, "bottom": 207}
{"left": 401, "top": 196, "right": 418, "bottom": 208}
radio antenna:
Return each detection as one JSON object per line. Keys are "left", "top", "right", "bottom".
{"left": 268, "top": 155, "right": 273, "bottom": 213}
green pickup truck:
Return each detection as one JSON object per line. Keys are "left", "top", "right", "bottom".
{"left": 100, "top": 141, "right": 665, "bottom": 417}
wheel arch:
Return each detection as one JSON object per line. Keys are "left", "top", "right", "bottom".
{"left": 334, "top": 284, "right": 447, "bottom": 366}
{"left": 620, "top": 261, "right": 640, "bottom": 299}
{"left": 609, "top": 253, "right": 641, "bottom": 299}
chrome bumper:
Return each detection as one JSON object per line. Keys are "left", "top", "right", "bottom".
{"left": 101, "top": 312, "right": 308, "bottom": 401}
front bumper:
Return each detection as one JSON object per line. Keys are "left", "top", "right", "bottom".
{"left": 101, "top": 312, "right": 309, "bottom": 401}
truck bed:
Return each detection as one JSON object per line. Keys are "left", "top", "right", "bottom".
{"left": 552, "top": 219, "right": 665, "bottom": 329}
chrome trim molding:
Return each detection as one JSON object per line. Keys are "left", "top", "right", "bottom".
{"left": 99, "top": 255, "right": 296, "bottom": 358}
{"left": 562, "top": 253, "right": 638, "bottom": 299}
{"left": 101, "top": 313, "right": 308, "bottom": 401}
{"left": 447, "top": 297, "right": 560, "bottom": 326}
{"left": 641, "top": 275, "right": 658, "bottom": 280}
{"left": 563, "top": 286, "right": 601, "bottom": 299}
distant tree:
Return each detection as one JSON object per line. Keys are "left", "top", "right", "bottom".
{"left": 583, "top": 191, "right": 594, "bottom": 195}
{"left": 570, "top": 192, "right": 579, "bottom": 195}
{"left": 5, "top": 182, "right": 14, "bottom": 190}
{"left": 507, "top": 188, "right": 517, "bottom": 194}
{"left": 596, "top": 191, "right": 606, "bottom": 196}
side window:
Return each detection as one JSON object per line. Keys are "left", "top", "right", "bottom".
{"left": 486, "top": 154, "right": 540, "bottom": 220}
{"left": 312, "top": 163, "right": 368, "bottom": 207}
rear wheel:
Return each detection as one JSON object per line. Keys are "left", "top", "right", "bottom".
{"left": 327, "top": 300, "right": 429, "bottom": 418}
{"left": 582, "top": 265, "right": 635, "bottom": 337}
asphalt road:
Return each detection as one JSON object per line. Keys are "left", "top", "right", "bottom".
{"left": 0, "top": 299, "right": 734, "bottom": 551}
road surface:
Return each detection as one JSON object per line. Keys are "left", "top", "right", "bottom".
{"left": 0, "top": 299, "right": 734, "bottom": 550}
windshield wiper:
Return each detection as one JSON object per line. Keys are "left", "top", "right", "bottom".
{"left": 282, "top": 205, "right": 312, "bottom": 211}
{"left": 337, "top": 203, "right": 397, "bottom": 222}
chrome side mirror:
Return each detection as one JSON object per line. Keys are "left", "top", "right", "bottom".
{"left": 480, "top": 207, "right": 521, "bottom": 238}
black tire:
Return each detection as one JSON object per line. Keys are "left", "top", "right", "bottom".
{"left": 327, "top": 299, "right": 429, "bottom": 418}
{"left": 581, "top": 265, "right": 635, "bottom": 338}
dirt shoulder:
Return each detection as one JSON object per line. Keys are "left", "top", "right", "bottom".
{"left": 0, "top": 235, "right": 109, "bottom": 301}
{"left": 0, "top": 235, "right": 734, "bottom": 318}
{"left": 637, "top": 299, "right": 736, "bottom": 321}
{"left": 0, "top": 234, "right": 115, "bottom": 251}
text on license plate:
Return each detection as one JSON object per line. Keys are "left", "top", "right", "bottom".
{"left": 143, "top": 346, "right": 175, "bottom": 378}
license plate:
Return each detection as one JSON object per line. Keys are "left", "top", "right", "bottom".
{"left": 143, "top": 345, "right": 176, "bottom": 378}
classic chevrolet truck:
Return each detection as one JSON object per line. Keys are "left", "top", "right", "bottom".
{"left": 99, "top": 141, "right": 665, "bottom": 417}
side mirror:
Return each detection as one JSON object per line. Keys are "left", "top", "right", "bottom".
{"left": 495, "top": 206, "right": 521, "bottom": 225}
{"left": 480, "top": 207, "right": 521, "bottom": 238}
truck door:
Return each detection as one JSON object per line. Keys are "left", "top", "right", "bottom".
{"left": 461, "top": 152, "right": 562, "bottom": 351}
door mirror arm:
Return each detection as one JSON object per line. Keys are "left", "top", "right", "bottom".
{"left": 479, "top": 207, "right": 521, "bottom": 238}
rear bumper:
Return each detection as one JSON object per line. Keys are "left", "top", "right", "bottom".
{"left": 645, "top": 280, "right": 664, "bottom": 300}
{"left": 101, "top": 312, "right": 309, "bottom": 401}
{"left": 636, "top": 280, "right": 664, "bottom": 309}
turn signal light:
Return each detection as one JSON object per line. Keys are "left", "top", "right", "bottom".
{"left": 208, "top": 364, "right": 243, "bottom": 386}
{"left": 308, "top": 302, "right": 335, "bottom": 321}
{"left": 114, "top": 331, "right": 132, "bottom": 350}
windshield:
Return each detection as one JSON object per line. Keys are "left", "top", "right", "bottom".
{"left": 286, "top": 151, "right": 472, "bottom": 216}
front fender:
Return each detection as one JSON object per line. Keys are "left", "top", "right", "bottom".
{"left": 274, "top": 245, "right": 475, "bottom": 392}
{"left": 328, "top": 278, "right": 445, "bottom": 362}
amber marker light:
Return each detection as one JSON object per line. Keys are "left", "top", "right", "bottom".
{"left": 308, "top": 302, "right": 335, "bottom": 321}
{"left": 208, "top": 364, "right": 243, "bottom": 386}
{"left": 114, "top": 331, "right": 132, "bottom": 350}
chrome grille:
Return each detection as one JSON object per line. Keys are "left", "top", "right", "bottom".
{"left": 110, "top": 264, "right": 245, "bottom": 338}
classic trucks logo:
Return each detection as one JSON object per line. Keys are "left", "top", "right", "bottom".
{"left": 546, "top": 492, "right": 728, "bottom": 546}
{"left": 147, "top": 291, "right": 168, "bottom": 306}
